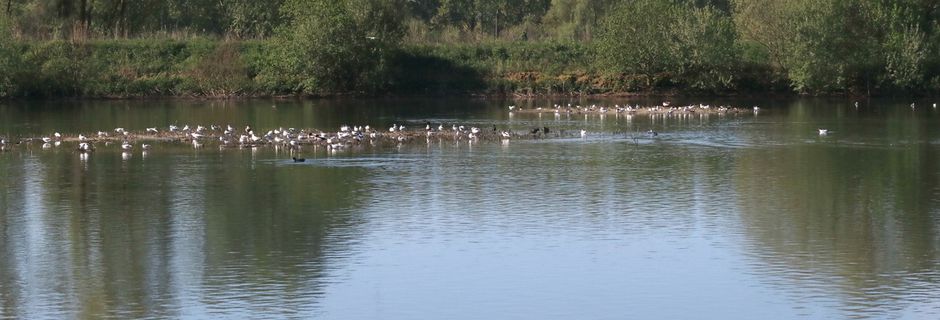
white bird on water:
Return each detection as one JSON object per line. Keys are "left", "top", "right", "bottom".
{"left": 580, "top": 129, "right": 587, "bottom": 138}
{"left": 818, "top": 128, "right": 829, "bottom": 135}
{"left": 121, "top": 141, "right": 133, "bottom": 150}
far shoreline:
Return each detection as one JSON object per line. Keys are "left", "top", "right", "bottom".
{"left": 4, "top": 90, "right": 922, "bottom": 102}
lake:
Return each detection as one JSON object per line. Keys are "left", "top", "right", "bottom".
{"left": 1, "top": 98, "right": 939, "bottom": 319}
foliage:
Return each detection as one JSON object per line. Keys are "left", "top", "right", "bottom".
{"left": 0, "top": 0, "right": 939, "bottom": 97}
{"left": 0, "top": 15, "right": 12, "bottom": 97}
{"left": 264, "top": 0, "right": 405, "bottom": 94}
{"left": 732, "top": 0, "right": 939, "bottom": 93}
{"left": 596, "top": 0, "right": 737, "bottom": 91}
{"left": 541, "top": 0, "right": 614, "bottom": 41}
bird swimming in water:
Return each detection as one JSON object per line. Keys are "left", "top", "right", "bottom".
{"left": 580, "top": 129, "right": 587, "bottom": 138}
{"left": 818, "top": 128, "right": 829, "bottom": 135}
{"left": 647, "top": 129, "right": 658, "bottom": 137}
{"left": 292, "top": 157, "right": 305, "bottom": 162}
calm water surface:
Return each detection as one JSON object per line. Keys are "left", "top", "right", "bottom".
{"left": 1, "top": 98, "right": 940, "bottom": 319}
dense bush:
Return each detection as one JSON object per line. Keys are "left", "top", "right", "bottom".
{"left": 596, "top": 0, "right": 738, "bottom": 92}
{"left": 732, "top": 0, "right": 938, "bottom": 94}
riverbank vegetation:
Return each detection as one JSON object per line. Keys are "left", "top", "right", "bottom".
{"left": 0, "top": 0, "right": 938, "bottom": 98}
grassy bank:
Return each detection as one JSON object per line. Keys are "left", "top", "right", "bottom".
{"left": 0, "top": 39, "right": 935, "bottom": 99}
{"left": 1, "top": 39, "right": 267, "bottom": 98}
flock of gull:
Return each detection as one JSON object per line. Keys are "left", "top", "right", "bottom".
{"left": 507, "top": 102, "right": 753, "bottom": 115}
{"left": 0, "top": 121, "right": 527, "bottom": 156}
{"left": 2, "top": 102, "right": 936, "bottom": 157}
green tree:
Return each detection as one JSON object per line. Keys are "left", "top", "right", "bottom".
{"left": 733, "top": 0, "right": 936, "bottom": 92}
{"left": 226, "top": 0, "right": 284, "bottom": 38}
{"left": 883, "top": 25, "right": 927, "bottom": 89}
{"left": 596, "top": 0, "right": 679, "bottom": 88}
{"left": 597, "top": 0, "right": 736, "bottom": 90}
{"left": 0, "top": 14, "right": 13, "bottom": 97}
{"left": 542, "top": 0, "right": 614, "bottom": 41}
{"left": 874, "top": 2, "right": 929, "bottom": 90}
{"left": 673, "top": 4, "right": 737, "bottom": 90}
{"left": 432, "top": 0, "right": 476, "bottom": 30}
{"left": 266, "top": 0, "right": 404, "bottom": 93}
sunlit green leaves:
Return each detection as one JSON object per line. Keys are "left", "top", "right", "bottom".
{"left": 266, "top": 0, "right": 406, "bottom": 93}
{"left": 596, "top": 0, "right": 736, "bottom": 91}
{"left": 732, "top": 0, "right": 936, "bottom": 93}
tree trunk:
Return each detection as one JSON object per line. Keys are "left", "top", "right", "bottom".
{"left": 78, "top": 0, "right": 87, "bottom": 36}
{"left": 6, "top": 0, "right": 11, "bottom": 16}
{"left": 114, "top": 0, "right": 127, "bottom": 38}
{"left": 86, "top": 1, "right": 92, "bottom": 31}
{"left": 120, "top": 0, "right": 127, "bottom": 37}
{"left": 495, "top": 9, "right": 499, "bottom": 39}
